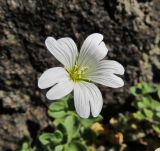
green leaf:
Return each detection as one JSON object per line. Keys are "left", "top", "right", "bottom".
{"left": 48, "top": 98, "right": 68, "bottom": 119}
{"left": 57, "top": 124, "right": 68, "bottom": 143}
{"left": 150, "top": 100, "right": 160, "bottom": 112}
{"left": 53, "top": 118, "right": 66, "bottom": 126}
{"left": 79, "top": 115, "right": 103, "bottom": 128}
{"left": 133, "top": 97, "right": 150, "bottom": 108}
{"left": 64, "top": 116, "right": 80, "bottom": 140}
{"left": 66, "top": 142, "right": 87, "bottom": 151}
{"left": 136, "top": 100, "right": 149, "bottom": 109}
{"left": 39, "top": 130, "right": 63, "bottom": 145}
{"left": 130, "top": 82, "right": 155, "bottom": 96}
{"left": 133, "top": 97, "right": 160, "bottom": 112}
{"left": 54, "top": 145, "right": 64, "bottom": 151}
{"left": 19, "top": 141, "right": 32, "bottom": 151}
{"left": 48, "top": 110, "right": 66, "bottom": 118}
{"left": 133, "top": 111, "right": 146, "bottom": 120}
{"left": 140, "top": 82, "right": 154, "bottom": 94}
{"left": 152, "top": 125, "right": 160, "bottom": 134}
{"left": 130, "top": 86, "right": 138, "bottom": 96}
{"left": 142, "top": 97, "right": 151, "bottom": 106}
{"left": 143, "top": 108, "right": 153, "bottom": 119}
{"left": 48, "top": 95, "right": 73, "bottom": 119}
{"left": 157, "top": 86, "right": 160, "bottom": 99}
{"left": 156, "top": 112, "right": 160, "bottom": 118}
{"left": 48, "top": 95, "right": 72, "bottom": 112}
{"left": 49, "top": 100, "right": 67, "bottom": 112}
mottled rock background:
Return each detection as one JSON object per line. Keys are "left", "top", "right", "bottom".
{"left": 0, "top": 0, "right": 160, "bottom": 150}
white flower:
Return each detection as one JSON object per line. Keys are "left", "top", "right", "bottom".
{"left": 155, "top": 148, "right": 160, "bottom": 151}
{"left": 38, "top": 33, "right": 124, "bottom": 118}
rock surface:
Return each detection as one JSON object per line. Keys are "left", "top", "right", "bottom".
{"left": 0, "top": 0, "right": 160, "bottom": 150}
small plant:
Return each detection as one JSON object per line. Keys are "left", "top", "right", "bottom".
{"left": 108, "top": 82, "right": 160, "bottom": 150}
{"left": 131, "top": 82, "right": 160, "bottom": 134}
{"left": 39, "top": 95, "right": 103, "bottom": 151}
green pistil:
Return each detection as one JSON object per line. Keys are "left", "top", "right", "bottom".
{"left": 68, "top": 65, "right": 88, "bottom": 82}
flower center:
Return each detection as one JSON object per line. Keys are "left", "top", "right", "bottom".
{"left": 68, "top": 65, "right": 88, "bottom": 82}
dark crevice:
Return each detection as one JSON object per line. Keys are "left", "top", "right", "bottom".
{"left": 0, "top": 100, "right": 25, "bottom": 114}
{"left": 0, "top": 107, "right": 25, "bottom": 114}
{"left": 127, "top": 142, "right": 146, "bottom": 151}
{"left": 22, "top": 38, "right": 47, "bottom": 72}
{"left": 0, "top": 78, "right": 6, "bottom": 90}
{"left": 152, "top": 64, "right": 160, "bottom": 83}
{"left": 103, "top": 0, "right": 117, "bottom": 22}
{"left": 42, "top": 125, "right": 55, "bottom": 133}
{"left": 30, "top": 94, "right": 47, "bottom": 107}
{"left": 27, "top": 120, "right": 40, "bottom": 145}
{"left": 137, "top": 0, "right": 152, "bottom": 2}
{"left": 0, "top": 107, "right": 25, "bottom": 115}
{"left": 4, "top": 149, "right": 12, "bottom": 151}
{"left": 102, "top": 94, "right": 135, "bottom": 122}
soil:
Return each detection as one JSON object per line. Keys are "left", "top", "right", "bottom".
{"left": 0, "top": 0, "right": 160, "bottom": 150}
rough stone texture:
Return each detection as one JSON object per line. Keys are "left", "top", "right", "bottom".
{"left": 0, "top": 0, "right": 160, "bottom": 150}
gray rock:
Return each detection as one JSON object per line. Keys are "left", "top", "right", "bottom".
{"left": 0, "top": 0, "right": 160, "bottom": 150}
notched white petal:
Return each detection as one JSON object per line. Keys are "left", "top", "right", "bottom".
{"left": 87, "top": 59, "right": 125, "bottom": 89}
{"left": 78, "top": 33, "right": 108, "bottom": 67}
{"left": 46, "top": 80, "right": 74, "bottom": 100}
{"left": 89, "top": 74, "right": 124, "bottom": 88}
{"left": 84, "top": 83, "right": 103, "bottom": 117}
{"left": 45, "top": 36, "right": 78, "bottom": 68}
{"left": 38, "top": 67, "right": 68, "bottom": 89}
{"left": 74, "top": 83, "right": 90, "bottom": 118}
{"left": 45, "top": 37, "right": 68, "bottom": 66}
{"left": 57, "top": 37, "right": 78, "bottom": 67}
{"left": 74, "top": 82, "right": 103, "bottom": 118}
{"left": 80, "top": 33, "right": 103, "bottom": 57}
{"left": 96, "top": 41, "right": 108, "bottom": 60}
{"left": 97, "top": 60, "right": 124, "bottom": 75}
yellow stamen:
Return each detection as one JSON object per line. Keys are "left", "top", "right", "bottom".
{"left": 68, "top": 65, "right": 88, "bottom": 82}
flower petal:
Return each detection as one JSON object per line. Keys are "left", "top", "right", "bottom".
{"left": 74, "top": 82, "right": 103, "bottom": 118}
{"left": 84, "top": 82, "right": 103, "bottom": 117}
{"left": 87, "top": 60, "right": 124, "bottom": 88}
{"left": 38, "top": 67, "right": 68, "bottom": 89}
{"left": 88, "top": 74, "right": 124, "bottom": 88}
{"left": 155, "top": 148, "right": 160, "bottom": 151}
{"left": 89, "top": 60, "right": 125, "bottom": 76}
{"left": 57, "top": 37, "right": 78, "bottom": 68}
{"left": 46, "top": 80, "right": 74, "bottom": 100}
{"left": 78, "top": 33, "right": 108, "bottom": 67}
{"left": 45, "top": 37, "right": 78, "bottom": 68}
{"left": 74, "top": 83, "right": 90, "bottom": 118}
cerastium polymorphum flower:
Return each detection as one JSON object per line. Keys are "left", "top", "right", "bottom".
{"left": 38, "top": 33, "right": 124, "bottom": 118}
